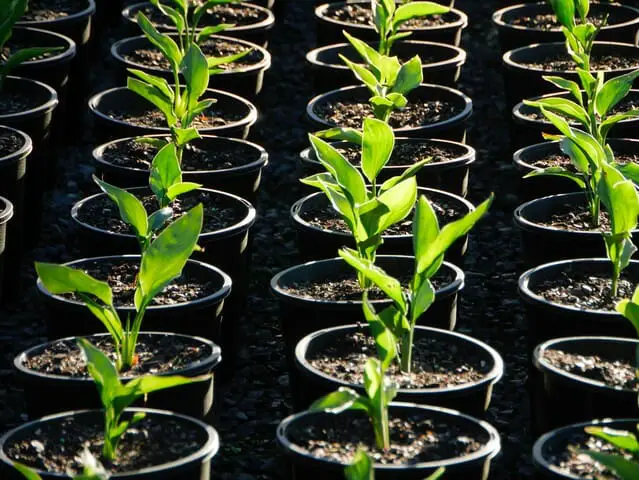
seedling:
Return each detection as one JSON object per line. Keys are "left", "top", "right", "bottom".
{"left": 14, "top": 450, "right": 109, "bottom": 479}
{"left": 0, "top": 0, "right": 64, "bottom": 89}
{"left": 341, "top": 31, "right": 423, "bottom": 123}
{"left": 581, "top": 426, "right": 639, "bottom": 479}
{"left": 341, "top": 194, "right": 492, "bottom": 373}
{"left": 370, "top": 0, "right": 450, "bottom": 55}
{"left": 35, "top": 204, "right": 204, "bottom": 371}
{"left": 345, "top": 449, "right": 444, "bottom": 479}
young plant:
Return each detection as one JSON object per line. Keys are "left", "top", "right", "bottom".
{"left": 35, "top": 204, "right": 204, "bottom": 371}
{"left": 370, "top": 0, "right": 450, "bottom": 55}
{"left": 0, "top": 0, "right": 64, "bottom": 89}
{"left": 345, "top": 449, "right": 444, "bottom": 480}
{"left": 340, "top": 194, "right": 493, "bottom": 373}
{"left": 14, "top": 450, "right": 109, "bottom": 479}
{"left": 341, "top": 31, "right": 423, "bottom": 123}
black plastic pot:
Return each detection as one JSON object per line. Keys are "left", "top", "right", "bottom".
{"left": 122, "top": 2, "right": 275, "bottom": 47}
{"left": 0, "top": 77, "right": 57, "bottom": 246}
{"left": 93, "top": 135, "right": 268, "bottom": 205}
{"left": 291, "top": 188, "right": 474, "bottom": 263}
{"left": 0, "top": 197, "right": 14, "bottom": 305}
{"left": 38, "top": 255, "right": 232, "bottom": 343}
{"left": 511, "top": 90, "right": 639, "bottom": 150}
{"left": 294, "top": 324, "right": 503, "bottom": 416}
{"left": 0, "top": 408, "right": 218, "bottom": 479}
{"left": 306, "top": 40, "right": 466, "bottom": 93}
{"left": 530, "top": 336, "right": 639, "bottom": 437}
{"left": 88, "top": 86, "right": 257, "bottom": 143}
{"left": 307, "top": 84, "right": 472, "bottom": 143}
{"left": 299, "top": 137, "right": 475, "bottom": 198}
{"left": 0, "top": 126, "right": 31, "bottom": 305}
{"left": 271, "top": 255, "right": 464, "bottom": 373}
{"left": 532, "top": 418, "right": 637, "bottom": 479}
{"left": 518, "top": 258, "right": 639, "bottom": 353}
{"left": 277, "top": 402, "right": 500, "bottom": 480}
{"left": 315, "top": 2, "right": 468, "bottom": 47}
{"left": 513, "top": 192, "right": 638, "bottom": 267}
{"left": 14, "top": 332, "right": 221, "bottom": 420}
{"left": 111, "top": 34, "right": 271, "bottom": 101}
{"left": 493, "top": 2, "right": 639, "bottom": 53}
{"left": 503, "top": 41, "right": 639, "bottom": 110}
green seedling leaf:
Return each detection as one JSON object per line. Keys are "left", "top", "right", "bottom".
{"left": 543, "top": 75, "right": 583, "bottom": 104}
{"left": 167, "top": 182, "right": 201, "bottom": 201}
{"left": 361, "top": 117, "right": 394, "bottom": 183}
{"left": 524, "top": 97, "right": 589, "bottom": 126}
{"left": 309, "top": 387, "right": 366, "bottom": 414}
{"left": 581, "top": 450, "right": 639, "bottom": 479}
{"left": 181, "top": 43, "right": 209, "bottom": 112}
{"left": 359, "top": 176, "right": 417, "bottom": 238}
{"left": 344, "top": 449, "right": 373, "bottom": 480}
{"left": 524, "top": 166, "right": 587, "bottom": 189}
{"left": 148, "top": 207, "right": 173, "bottom": 232}
{"left": 197, "top": 24, "right": 234, "bottom": 43}
{"left": 127, "top": 68, "right": 174, "bottom": 100}
{"left": 391, "top": 55, "right": 422, "bottom": 95}
{"left": 94, "top": 176, "right": 149, "bottom": 240}
{"left": 35, "top": 262, "right": 113, "bottom": 306}
{"left": 136, "top": 12, "right": 182, "bottom": 71}
{"left": 207, "top": 48, "right": 251, "bottom": 68}
{"left": 135, "top": 136, "right": 169, "bottom": 149}
{"left": 548, "top": 0, "right": 575, "bottom": 28}
{"left": 362, "top": 299, "right": 401, "bottom": 369}
{"left": 586, "top": 427, "right": 639, "bottom": 453}
{"left": 595, "top": 70, "right": 639, "bottom": 118}
{"left": 149, "top": 143, "right": 182, "bottom": 206}
{"left": 0, "top": 46, "right": 64, "bottom": 76}
{"left": 127, "top": 77, "right": 177, "bottom": 127}
{"left": 392, "top": 2, "right": 449, "bottom": 30}
{"left": 314, "top": 127, "right": 363, "bottom": 145}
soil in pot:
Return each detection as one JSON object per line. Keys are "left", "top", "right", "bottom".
{"left": 518, "top": 52, "right": 639, "bottom": 71}
{"left": 137, "top": 2, "right": 270, "bottom": 29}
{"left": 105, "top": 103, "right": 244, "bottom": 130}
{"left": 321, "top": 3, "right": 458, "bottom": 29}
{"left": 0, "top": 90, "right": 42, "bottom": 115}
{"left": 19, "top": 0, "right": 87, "bottom": 21}
{"left": 509, "top": 11, "right": 608, "bottom": 29}
{"left": 526, "top": 150, "right": 639, "bottom": 171}
{"left": 333, "top": 141, "right": 468, "bottom": 168}
{"left": 0, "top": 130, "right": 26, "bottom": 155}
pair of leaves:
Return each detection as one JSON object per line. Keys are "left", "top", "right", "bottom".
{"left": 149, "top": 142, "right": 201, "bottom": 208}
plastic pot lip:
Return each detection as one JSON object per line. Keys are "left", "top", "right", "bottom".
{"left": 277, "top": 402, "right": 500, "bottom": 471}
{"left": 0, "top": 407, "right": 219, "bottom": 478}
{"left": 533, "top": 335, "right": 639, "bottom": 394}
{"left": 11, "top": 27, "right": 77, "bottom": 66}
{"left": 314, "top": 1, "right": 469, "bottom": 33}
{"left": 512, "top": 89, "right": 639, "bottom": 127}
{"left": 503, "top": 40, "right": 639, "bottom": 73}
{"left": 306, "top": 84, "right": 472, "bottom": 134}
{"left": 300, "top": 137, "right": 475, "bottom": 171}
{"left": 122, "top": 1, "right": 275, "bottom": 34}
{"left": 295, "top": 324, "right": 504, "bottom": 395}
{"left": 532, "top": 417, "right": 639, "bottom": 476}
{"left": 14, "top": 331, "right": 221, "bottom": 383}
{"left": 0, "top": 125, "right": 33, "bottom": 166}
{"left": 17, "top": 0, "right": 96, "bottom": 27}
{"left": 0, "top": 76, "right": 58, "bottom": 121}
{"left": 92, "top": 134, "right": 268, "bottom": 176}
{"left": 36, "top": 255, "right": 233, "bottom": 312}
{"left": 518, "top": 257, "right": 639, "bottom": 316}
{"left": 0, "top": 196, "right": 14, "bottom": 225}
{"left": 111, "top": 33, "right": 272, "bottom": 76}
{"left": 88, "top": 86, "right": 258, "bottom": 134}
{"left": 270, "top": 256, "right": 465, "bottom": 306}
{"left": 306, "top": 40, "right": 466, "bottom": 71}
{"left": 291, "top": 188, "right": 475, "bottom": 240}
{"left": 71, "top": 186, "right": 256, "bottom": 240}
{"left": 492, "top": 1, "right": 639, "bottom": 33}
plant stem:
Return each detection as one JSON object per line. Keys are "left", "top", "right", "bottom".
{"left": 400, "top": 328, "right": 414, "bottom": 374}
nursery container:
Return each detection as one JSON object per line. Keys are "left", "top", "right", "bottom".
{"left": 294, "top": 324, "right": 503, "bottom": 416}
{"left": 0, "top": 408, "right": 218, "bottom": 479}
{"left": 0, "top": 197, "right": 13, "bottom": 305}
{"left": 88, "top": 87, "right": 257, "bottom": 142}
{"left": 277, "top": 403, "right": 500, "bottom": 480}
{"left": 306, "top": 84, "right": 472, "bottom": 143}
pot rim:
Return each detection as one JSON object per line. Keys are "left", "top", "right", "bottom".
{"left": 92, "top": 134, "right": 268, "bottom": 176}
{"left": 314, "top": 1, "right": 469, "bottom": 32}
{"left": 306, "top": 40, "right": 466, "bottom": 71}
{"left": 534, "top": 335, "right": 639, "bottom": 393}
{"left": 17, "top": 0, "right": 96, "bottom": 26}
{"left": 306, "top": 84, "right": 472, "bottom": 133}
{"left": 14, "top": 331, "right": 221, "bottom": 382}
{"left": 0, "top": 407, "right": 219, "bottom": 478}
{"left": 36, "top": 255, "right": 233, "bottom": 312}
{"left": 277, "top": 401, "right": 500, "bottom": 471}
{"left": 295, "top": 324, "right": 504, "bottom": 394}
{"left": 291, "top": 188, "right": 475, "bottom": 240}
{"left": 88, "top": 86, "right": 258, "bottom": 134}
{"left": 518, "top": 257, "right": 639, "bottom": 316}
{"left": 0, "top": 125, "right": 33, "bottom": 165}
{"left": 0, "top": 196, "right": 14, "bottom": 225}
{"left": 111, "top": 33, "right": 272, "bottom": 76}
{"left": 270, "top": 255, "right": 465, "bottom": 306}
{"left": 0, "top": 76, "right": 58, "bottom": 121}
{"left": 11, "top": 26, "right": 77, "bottom": 66}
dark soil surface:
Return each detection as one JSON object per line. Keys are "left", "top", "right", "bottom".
{"left": 540, "top": 202, "right": 611, "bottom": 232}
{"left": 315, "top": 99, "right": 460, "bottom": 129}
{"left": 6, "top": 414, "right": 202, "bottom": 474}
{"left": 289, "top": 412, "right": 486, "bottom": 465}
{"left": 542, "top": 348, "right": 639, "bottom": 390}
{"left": 0, "top": 131, "right": 24, "bottom": 157}
{"left": 333, "top": 141, "right": 468, "bottom": 166}
{"left": 530, "top": 151, "right": 639, "bottom": 170}
{"left": 20, "top": 0, "right": 88, "bottom": 21}
{"left": 101, "top": 138, "right": 260, "bottom": 171}
{"left": 139, "top": 3, "right": 269, "bottom": 28}
{"left": 519, "top": 53, "right": 639, "bottom": 71}
{"left": 508, "top": 12, "right": 607, "bottom": 29}
{"left": 105, "top": 105, "right": 243, "bottom": 129}
{"left": 323, "top": 3, "right": 458, "bottom": 28}
{"left": 0, "top": 91, "right": 41, "bottom": 115}
{"left": 534, "top": 273, "right": 635, "bottom": 311}
{"left": 308, "top": 331, "right": 489, "bottom": 389}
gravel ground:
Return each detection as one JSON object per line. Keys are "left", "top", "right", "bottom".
{"left": 0, "top": 0, "right": 533, "bottom": 478}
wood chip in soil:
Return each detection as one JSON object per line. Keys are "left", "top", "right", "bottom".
{"left": 0, "top": 91, "right": 41, "bottom": 115}
{"left": 537, "top": 202, "right": 611, "bottom": 232}
{"left": 76, "top": 190, "right": 244, "bottom": 234}
{"left": 106, "top": 104, "right": 243, "bottom": 129}
{"left": 22, "top": 334, "right": 213, "bottom": 377}
{"left": 102, "top": 138, "right": 260, "bottom": 171}
{"left": 333, "top": 141, "right": 467, "bottom": 167}
{"left": 6, "top": 415, "right": 202, "bottom": 474}
{"left": 520, "top": 53, "right": 639, "bottom": 71}
{"left": 289, "top": 413, "right": 486, "bottom": 465}
{"left": 62, "top": 259, "right": 219, "bottom": 307}
{"left": 542, "top": 348, "right": 639, "bottom": 390}
{"left": 308, "top": 331, "right": 489, "bottom": 389}
{"left": 508, "top": 12, "right": 607, "bottom": 29}
{"left": 534, "top": 272, "right": 635, "bottom": 311}
{"left": 315, "top": 99, "right": 459, "bottom": 129}
{"left": 21, "top": 0, "right": 88, "bottom": 21}
{"left": 324, "top": 4, "right": 456, "bottom": 28}
{"left": 0, "top": 130, "right": 24, "bottom": 157}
